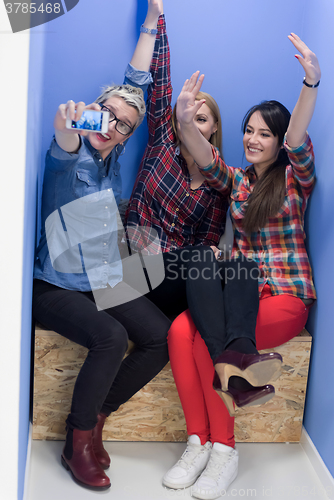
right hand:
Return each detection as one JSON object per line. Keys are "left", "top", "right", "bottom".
{"left": 53, "top": 100, "right": 101, "bottom": 135}
{"left": 176, "top": 71, "right": 206, "bottom": 126}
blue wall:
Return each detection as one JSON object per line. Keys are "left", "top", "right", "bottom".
{"left": 22, "top": 0, "right": 332, "bottom": 496}
{"left": 302, "top": 0, "right": 334, "bottom": 479}
{"left": 36, "top": 0, "right": 307, "bottom": 198}
{"left": 19, "top": 24, "right": 47, "bottom": 500}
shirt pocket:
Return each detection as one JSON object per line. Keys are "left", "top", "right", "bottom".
{"left": 229, "top": 191, "right": 250, "bottom": 220}
{"left": 73, "top": 169, "right": 99, "bottom": 199}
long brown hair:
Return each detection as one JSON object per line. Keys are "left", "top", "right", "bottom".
{"left": 172, "top": 91, "right": 224, "bottom": 159}
{"left": 241, "top": 101, "right": 291, "bottom": 234}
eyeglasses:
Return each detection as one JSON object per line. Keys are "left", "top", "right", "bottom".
{"left": 99, "top": 104, "right": 134, "bottom": 136}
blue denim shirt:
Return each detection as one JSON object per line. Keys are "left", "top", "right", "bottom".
{"left": 34, "top": 64, "right": 152, "bottom": 291}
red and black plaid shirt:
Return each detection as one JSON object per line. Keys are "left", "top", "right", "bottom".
{"left": 125, "top": 15, "right": 228, "bottom": 253}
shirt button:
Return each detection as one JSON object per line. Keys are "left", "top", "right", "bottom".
{"left": 105, "top": 206, "right": 108, "bottom": 209}
{"left": 176, "top": 208, "right": 179, "bottom": 212}
{"left": 108, "top": 189, "right": 111, "bottom": 192}
{"left": 99, "top": 159, "right": 102, "bottom": 162}
{"left": 171, "top": 223, "right": 175, "bottom": 227}
{"left": 104, "top": 243, "right": 107, "bottom": 246}
{"left": 104, "top": 261, "right": 107, "bottom": 264}
{"left": 186, "top": 194, "right": 189, "bottom": 197}
{"left": 104, "top": 224, "right": 107, "bottom": 227}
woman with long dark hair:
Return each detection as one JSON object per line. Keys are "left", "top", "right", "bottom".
{"left": 163, "top": 34, "right": 320, "bottom": 498}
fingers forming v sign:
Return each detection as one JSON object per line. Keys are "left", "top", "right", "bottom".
{"left": 288, "top": 33, "right": 321, "bottom": 85}
{"left": 176, "top": 71, "right": 206, "bottom": 125}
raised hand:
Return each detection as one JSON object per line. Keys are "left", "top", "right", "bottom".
{"left": 176, "top": 71, "right": 205, "bottom": 125}
{"left": 146, "top": 0, "right": 163, "bottom": 21}
{"left": 286, "top": 35, "right": 321, "bottom": 148}
{"left": 288, "top": 33, "right": 321, "bottom": 85}
{"left": 130, "top": 0, "right": 163, "bottom": 72}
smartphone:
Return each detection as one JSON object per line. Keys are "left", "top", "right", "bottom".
{"left": 66, "top": 109, "right": 109, "bottom": 133}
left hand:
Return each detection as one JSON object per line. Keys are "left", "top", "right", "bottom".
{"left": 176, "top": 71, "right": 206, "bottom": 126}
{"left": 288, "top": 33, "right": 321, "bottom": 85}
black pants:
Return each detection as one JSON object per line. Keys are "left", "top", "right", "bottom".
{"left": 185, "top": 247, "right": 260, "bottom": 361}
{"left": 33, "top": 279, "right": 170, "bottom": 430}
{"left": 147, "top": 246, "right": 260, "bottom": 361}
{"left": 145, "top": 247, "right": 191, "bottom": 318}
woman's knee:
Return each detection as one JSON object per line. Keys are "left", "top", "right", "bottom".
{"left": 89, "top": 321, "right": 129, "bottom": 355}
{"left": 167, "top": 310, "right": 197, "bottom": 348}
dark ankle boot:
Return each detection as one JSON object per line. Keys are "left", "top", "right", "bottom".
{"left": 92, "top": 413, "right": 111, "bottom": 469}
{"left": 61, "top": 428, "right": 110, "bottom": 490}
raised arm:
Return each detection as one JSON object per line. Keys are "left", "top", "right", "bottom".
{"left": 176, "top": 72, "right": 214, "bottom": 167}
{"left": 285, "top": 34, "right": 321, "bottom": 148}
{"left": 176, "top": 72, "right": 233, "bottom": 193}
{"left": 130, "top": 0, "right": 163, "bottom": 72}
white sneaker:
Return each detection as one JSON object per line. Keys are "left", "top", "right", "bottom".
{"left": 191, "top": 442, "right": 238, "bottom": 499}
{"left": 162, "top": 435, "right": 212, "bottom": 489}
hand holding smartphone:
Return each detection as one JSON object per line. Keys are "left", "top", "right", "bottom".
{"left": 54, "top": 100, "right": 110, "bottom": 154}
{"left": 66, "top": 108, "right": 110, "bottom": 134}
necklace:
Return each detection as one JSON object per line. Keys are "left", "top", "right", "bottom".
{"left": 189, "top": 171, "right": 203, "bottom": 181}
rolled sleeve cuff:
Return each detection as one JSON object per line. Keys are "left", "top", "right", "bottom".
{"left": 284, "top": 132, "right": 312, "bottom": 154}
{"left": 201, "top": 145, "right": 220, "bottom": 172}
{"left": 124, "top": 63, "right": 153, "bottom": 86}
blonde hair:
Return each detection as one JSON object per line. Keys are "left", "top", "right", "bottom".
{"left": 172, "top": 91, "right": 223, "bottom": 159}
{"left": 95, "top": 84, "right": 146, "bottom": 131}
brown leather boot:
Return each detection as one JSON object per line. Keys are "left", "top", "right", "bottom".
{"left": 92, "top": 413, "right": 111, "bottom": 469}
{"left": 61, "top": 428, "right": 110, "bottom": 490}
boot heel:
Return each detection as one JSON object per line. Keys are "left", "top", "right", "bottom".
{"left": 61, "top": 455, "right": 70, "bottom": 471}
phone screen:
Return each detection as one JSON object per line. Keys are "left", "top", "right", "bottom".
{"left": 70, "top": 110, "right": 105, "bottom": 131}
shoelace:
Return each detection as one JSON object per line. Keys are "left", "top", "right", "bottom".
{"left": 200, "top": 449, "right": 232, "bottom": 480}
{"left": 177, "top": 443, "right": 209, "bottom": 470}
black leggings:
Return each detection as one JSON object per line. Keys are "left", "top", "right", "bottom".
{"left": 145, "top": 247, "right": 191, "bottom": 318}
{"left": 145, "top": 246, "right": 260, "bottom": 359}
{"left": 147, "top": 246, "right": 260, "bottom": 361}
{"left": 186, "top": 248, "right": 260, "bottom": 361}
{"left": 33, "top": 279, "right": 170, "bottom": 430}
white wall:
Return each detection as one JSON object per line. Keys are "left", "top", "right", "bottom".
{"left": 0, "top": 5, "right": 30, "bottom": 500}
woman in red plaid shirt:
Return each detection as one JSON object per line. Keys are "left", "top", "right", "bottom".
{"left": 125, "top": 10, "right": 238, "bottom": 320}
{"left": 126, "top": 16, "right": 228, "bottom": 255}
{"left": 163, "top": 36, "right": 321, "bottom": 498}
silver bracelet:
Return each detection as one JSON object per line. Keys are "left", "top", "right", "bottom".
{"left": 140, "top": 24, "right": 158, "bottom": 35}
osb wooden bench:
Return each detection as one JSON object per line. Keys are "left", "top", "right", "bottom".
{"left": 33, "top": 325, "right": 312, "bottom": 443}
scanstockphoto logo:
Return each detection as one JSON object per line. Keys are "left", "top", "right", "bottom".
{"left": 4, "top": 0, "right": 80, "bottom": 33}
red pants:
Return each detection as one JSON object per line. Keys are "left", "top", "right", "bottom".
{"left": 167, "top": 285, "right": 311, "bottom": 448}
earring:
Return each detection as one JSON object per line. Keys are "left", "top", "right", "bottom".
{"left": 117, "top": 143, "right": 126, "bottom": 156}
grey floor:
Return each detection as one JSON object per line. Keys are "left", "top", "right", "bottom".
{"left": 26, "top": 440, "right": 330, "bottom": 500}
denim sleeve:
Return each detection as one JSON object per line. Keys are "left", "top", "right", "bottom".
{"left": 46, "top": 137, "right": 83, "bottom": 171}
{"left": 123, "top": 63, "right": 153, "bottom": 94}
